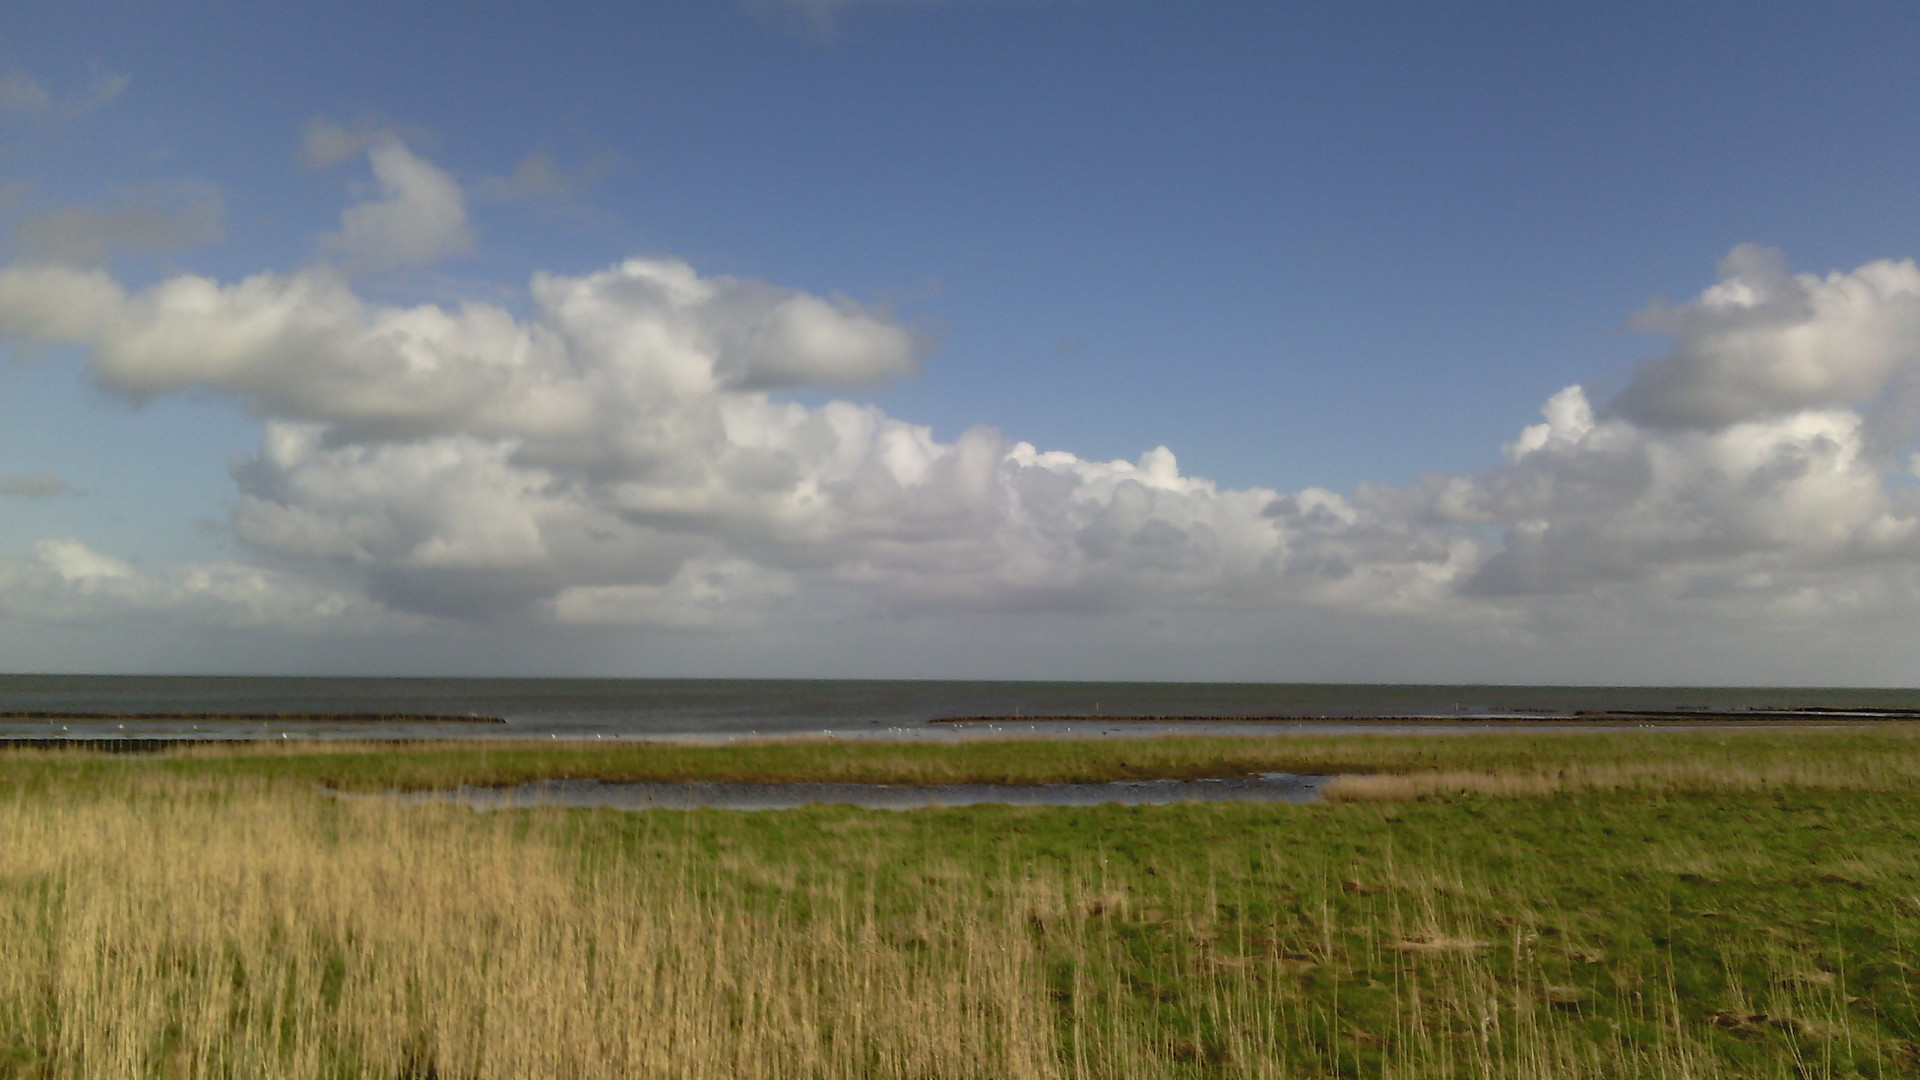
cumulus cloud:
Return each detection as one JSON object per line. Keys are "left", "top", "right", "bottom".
{"left": 1443, "top": 389, "right": 1916, "bottom": 597}
{"left": 1613, "top": 244, "right": 1920, "bottom": 430}
{"left": 1401, "top": 246, "right": 1920, "bottom": 603}
{"left": 0, "top": 251, "right": 1465, "bottom": 626}
{"left": 1, "top": 139, "right": 1918, "bottom": 643}
{"left": 0, "top": 539, "right": 407, "bottom": 633}
{"left": 321, "top": 137, "right": 475, "bottom": 272}
{"left": 0, "top": 256, "right": 914, "bottom": 425}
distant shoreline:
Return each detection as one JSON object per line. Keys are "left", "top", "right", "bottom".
{"left": 0, "top": 712, "right": 507, "bottom": 724}
{"left": 931, "top": 708, "right": 1920, "bottom": 724}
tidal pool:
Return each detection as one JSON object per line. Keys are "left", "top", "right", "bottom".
{"left": 370, "top": 773, "right": 1331, "bottom": 812}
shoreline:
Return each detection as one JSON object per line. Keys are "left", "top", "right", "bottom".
{"left": 930, "top": 710, "right": 1920, "bottom": 724}
{"left": 0, "top": 714, "right": 1909, "bottom": 753}
{"left": 0, "top": 711, "right": 506, "bottom": 723}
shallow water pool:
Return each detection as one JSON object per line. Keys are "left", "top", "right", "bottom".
{"left": 370, "top": 773, "right": 1331, "bottom": 811}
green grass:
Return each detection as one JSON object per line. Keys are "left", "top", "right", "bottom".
{"left": 548, "top": 788, "right": 1920, "bottom": 1077}
{"left": 5, "top": 732, "right": 1920, "bottom": 1076}
{"left": 7, "top": 722, "right": 1920, "bottom": 791}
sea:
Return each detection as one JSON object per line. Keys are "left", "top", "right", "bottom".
{"left": 3, "top": 675, "right": 1918, "bottom": 743}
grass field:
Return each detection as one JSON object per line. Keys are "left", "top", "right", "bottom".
{"left": 11, "top": 722, "right": 1920, "bottom": 791}
{"left": 2, "top": 727, "right": 1920, "bottom": 1077}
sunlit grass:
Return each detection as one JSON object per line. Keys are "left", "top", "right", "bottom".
{"left": 3, "top": 733, "right": 1920, "bottom": 1077}
{"left": 0, "top": 776, "right": 1058, "bottom": 1079}
{"left": 8, "top": 722, "right": 1920, "bottom": 792}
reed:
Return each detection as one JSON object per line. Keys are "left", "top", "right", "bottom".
{"left": 0, "top": 776, "right": 1060, "bottom": 1079}
{"left": 1321, "top": 752, "right": 1920, "bottom": 800}
{"left": 4, "top": 752, "right": 1918, "bottom": 1077}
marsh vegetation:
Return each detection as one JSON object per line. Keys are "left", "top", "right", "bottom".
{"left": 2, "top": 729, "right": 1919, "bottom": 1077}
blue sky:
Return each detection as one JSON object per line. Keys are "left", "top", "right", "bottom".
{"left": 4, "top": 1, "right": 1920, "bottom": 681}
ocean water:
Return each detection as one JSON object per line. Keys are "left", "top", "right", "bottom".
{"left": 3, "top": 675, "right": 1918, "bottom": 742}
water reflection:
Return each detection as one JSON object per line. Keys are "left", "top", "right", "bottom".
{"left": 370, "top": 773, "right": 1330, "bottom": 812}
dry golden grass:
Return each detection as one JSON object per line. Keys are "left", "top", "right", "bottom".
{"left": 1, "top": 760, "right": 1910, "bottom": 1078}
{"left": 1321, "top": 753, "right": 1920, "bottom": 801}
{"left": 0, "top": 776, "right": 1062, "bottom": 1079}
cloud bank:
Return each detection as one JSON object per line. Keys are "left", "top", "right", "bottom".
{"left": 5, "top": 136, "right": 1920, "bottom": 662}
{"left": 0, "top": 539, "right": 401, "bottom": 633}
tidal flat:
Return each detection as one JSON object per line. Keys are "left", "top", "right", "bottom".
{"left": 4, "top": 728, "right": 1920, "bottom": 1078}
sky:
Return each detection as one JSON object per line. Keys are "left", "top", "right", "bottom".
{"left": 3, "top": 1, "right": 1920, "bottom": 683}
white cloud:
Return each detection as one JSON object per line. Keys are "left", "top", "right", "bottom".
{"left": 0, "top": 263, "right": 126, "bottom": 339}
{"left": 35, "top": 539, "right": 131, "bottom": 584}
{"left": 0, "top": 255, "right": 913, "bottom": 429}
{"left": 321, "top": 138, "right": 475, "bottom": 272}
{"left": 1612, "top": 244, "right": 1920, "bottom": 429}
{"left": 3, "top": 138, "right": 1919, "bottom": 654}
{"left": 1448, "top": 392, "right": 1917, "bottom": 597}
{"left": 544, "top": 556, "right": 797, "bottom": 629}
{"left": 0, "top": 238, "right": 1397, "bottom": 625}
{"left": 0, "top": 540, "right": 406, "bottom": 633}
{"left": 1415, "top": 246, "right": 1920, "bottom": 602}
